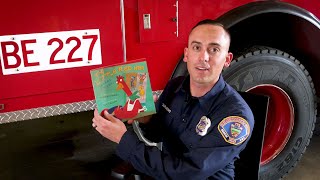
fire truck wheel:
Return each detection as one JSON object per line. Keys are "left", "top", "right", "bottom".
{"left": 222, "top": 46, "right": 317, "bottom": 179}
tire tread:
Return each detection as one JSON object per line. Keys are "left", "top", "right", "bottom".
{"left": 231, "top": 46, "right": 317, "bottom": 179}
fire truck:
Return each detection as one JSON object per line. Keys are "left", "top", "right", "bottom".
{"left": 0, "top": 0, "right": 319, "bottom": 179}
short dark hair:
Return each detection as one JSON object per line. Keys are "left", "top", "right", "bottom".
{"left": 191, "top": 19, "right": 231, "bottom": 43}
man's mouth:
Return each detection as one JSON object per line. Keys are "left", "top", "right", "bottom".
{"left": 196, "top": 66, "right": 209, "bottom": 71}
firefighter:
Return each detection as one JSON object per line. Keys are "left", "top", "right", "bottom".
{"left": 92, "top": 19, "right": 254, "bottom": 180}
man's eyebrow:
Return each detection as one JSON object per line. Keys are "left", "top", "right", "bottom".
{"left": 190, "top": 41, "right": 221, "bottom": 47}
{"left": 208, "top": 42, "right": 221, "bottom": 47}
{"left": 190, "top": 41, "right": 201, "bottom": 45}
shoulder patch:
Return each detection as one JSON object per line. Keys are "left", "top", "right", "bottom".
{"left": 218, "top": 116, "right": 250, "bottom": 145}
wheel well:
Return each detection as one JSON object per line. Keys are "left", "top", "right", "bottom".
{"left": 216, "top": 1, "right": 320, "bottom": 112}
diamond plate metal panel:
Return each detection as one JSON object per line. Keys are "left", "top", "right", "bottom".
{"left": 0, "top": 100, "right": 96, "bottom": 124}
{"left": 0, "top": 90, "right": 162, "bottom": 124}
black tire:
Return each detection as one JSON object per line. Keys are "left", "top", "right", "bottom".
{"left": 171, "top": 46, "right": 317, "bottom": 179}
{"left": 222, "top": 47, "right": 317, "bottom": 179}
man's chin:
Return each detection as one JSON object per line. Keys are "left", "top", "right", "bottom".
{"left": 192, "top": 77, "right": 210, "bottom": 84}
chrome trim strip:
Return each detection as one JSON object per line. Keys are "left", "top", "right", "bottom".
{"left": 120, "top": 0, "right": 127, "bottom": 62}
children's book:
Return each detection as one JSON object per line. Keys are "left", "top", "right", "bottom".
{"left": 90, "top": 59, "right": 156, "bottom": 121}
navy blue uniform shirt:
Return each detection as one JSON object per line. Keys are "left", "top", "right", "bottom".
{"left": 116, "top": 75, "right": 254, "bottom": 180}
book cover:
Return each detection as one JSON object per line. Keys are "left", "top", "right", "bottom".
{"left": 90, "top": 59, "right": 156, "bottom": 121}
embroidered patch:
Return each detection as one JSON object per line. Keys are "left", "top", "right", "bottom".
{"left": 218, "top": 116, "right": 250, "bottom": 145}
{"left": 196, "top": 116, "right": 211, "bottom": 136}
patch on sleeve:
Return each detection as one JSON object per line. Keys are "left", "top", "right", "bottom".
{"left": 218, "top": 116, "right": 250, "bottom": 145}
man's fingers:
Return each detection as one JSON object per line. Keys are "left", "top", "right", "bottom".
{"left": 153, "top": 94, "right": 158, "bottom": 102}
{"left": 92, "top": 109, "right": 127, "bottom": 144}
{"left": 92, "top": 117, "right": 101, "bottom": 128}
{"left": 153, "top": 90, "right": 162, "bottom": 102}
{"left": 94, "top": 109, "right": 107, "bottom": 121}
{"left": 104, "top": 110, "right": 120, "bottom": 123}
{"left": 127, "top": 119, "right": 134, "bottom": 124}
{"left": 94, "top": 108, "right": 100, "bottom": 117}
{"left": 93, "top": 109, "right": 112, "bottom": 129}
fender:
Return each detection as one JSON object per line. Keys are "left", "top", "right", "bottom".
{"left": 216, "top": 1, "right": 320, "bottom": 101}
{"left": 216, "top": 1, "right": 320, "bottom": 29}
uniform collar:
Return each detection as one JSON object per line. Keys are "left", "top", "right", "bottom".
{"left": 177, "top": 75, "right": 226, "bottom": 111}
{"left": 199, "top": 75, "right": 226, "bottom": 112}
{"left": 175, "top": 76, "right": 193, "bottom": 102}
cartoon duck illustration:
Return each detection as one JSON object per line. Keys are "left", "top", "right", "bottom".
{"left": 138, "top": 85, "right": 145, "bottom": 100}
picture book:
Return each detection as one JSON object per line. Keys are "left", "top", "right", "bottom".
{"left": 90, "top": 59, "right": 156, "bottom": 121}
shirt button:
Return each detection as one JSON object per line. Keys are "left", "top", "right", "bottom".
{"left": 189, "top": 144, "right": 193, "bottom": 148}
{"left": 182, "top": 118, "right": 186, "bottom": 123}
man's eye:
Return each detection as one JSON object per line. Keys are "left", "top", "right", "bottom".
{"left": 192, "top": 45, "right": 201, "bottom": 51}
{"left": 208, "top": 47, "right": 219, "bottom": 54}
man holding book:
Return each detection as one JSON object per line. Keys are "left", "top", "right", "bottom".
{"left": 92, "top": 19, "right": 254, "bottom": 179}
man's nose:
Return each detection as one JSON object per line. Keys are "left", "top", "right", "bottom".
{"left": 200, "top": 50, "right": 209, "bottom": 62}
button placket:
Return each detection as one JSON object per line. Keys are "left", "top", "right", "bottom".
{"left": 181, "top": 114, "right": 187, "bottom": 123}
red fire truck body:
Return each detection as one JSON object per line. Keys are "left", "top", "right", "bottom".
{"left": 1, "top": 0, "right": 320, "bottom": 179}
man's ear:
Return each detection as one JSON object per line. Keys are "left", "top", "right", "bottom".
{"left": 224, "top": 52, "right": 233, "bottom": 68}
{"left": 183, "top": 47, "right": 188, "bottom": 62}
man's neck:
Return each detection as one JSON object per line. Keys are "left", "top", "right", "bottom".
{"left": 189, "top": 80, "right": 217, "bottom": 98}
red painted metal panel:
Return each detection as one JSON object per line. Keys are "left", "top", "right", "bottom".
{"left": 1, "top": 88, "right": 93, "bottom": 113}
{"left": 124, "top": 0, "right": 252, "bottom": 91}
{"left": 0, "top": 0, "right": 123, "bottom": 112}
{"left": 138, "top": 0, "right": 177, "bottom": 43}
{"left": 1, "top": 0, "right": 319, "bottom": 113}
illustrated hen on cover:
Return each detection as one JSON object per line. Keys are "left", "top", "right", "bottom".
{"left": 90, "top": 59, "right": 156, "bottom": 121}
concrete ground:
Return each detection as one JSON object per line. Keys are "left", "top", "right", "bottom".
{"left": 0, "top": 112, "right": 319, "bottom": 179}
{"left": 284, "top": 135, "right": 320, "bottom": 180}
